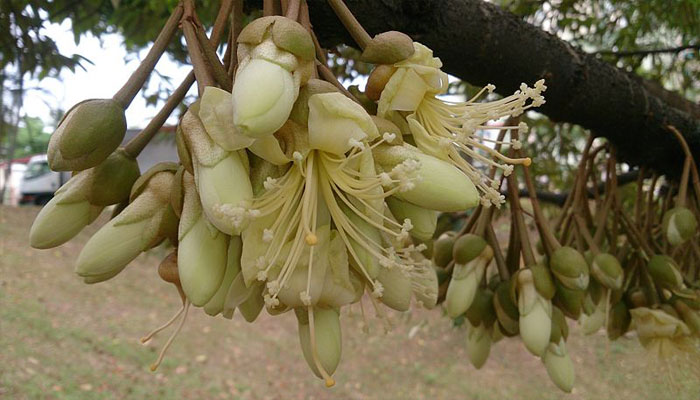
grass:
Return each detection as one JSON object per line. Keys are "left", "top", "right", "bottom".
{"left": 0, "top": 205, "right": 698, "bottom": 399}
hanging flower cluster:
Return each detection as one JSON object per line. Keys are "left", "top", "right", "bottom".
{"left": 27, "top": 0, "right": 559, "bottom": 388}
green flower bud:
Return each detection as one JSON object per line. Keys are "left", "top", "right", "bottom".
{"left": 607, "top": 301, "right": 631, "bottom": 340}
{"left": 432, "top": 232, "right": 456, "bottom": 268}
{"left": 591, "top": 253, "right": 624, "bottom": 290}
{"left": 494, "top": 280, "right": 519, "bottom": 335}
{"left": 178, "top": 172, "right": 230, "bottom": 307}
{"left": 377, "top": 263, "right": 413, "bottom": 312}
{"left": 296, "top": 307, "right": 342, "bottom": 386}
{"left": 517, "top": 269, "right": 552, "bottom": 357}
{"left": 30, "top": 149, "right": 139, "bottom": 249}
{"left": 530, "top": 263, "right": 556, "bottom": 299}
{"left": 550, "top": 246, "right": 589, "bottom": 291}
{"left": 580, "top": 294, "right": 606, "bottom": 335}
{"left": 553, "top": 280, "right": 584, "bottom": 319}
{"left": 75, "top": 164, "right": 178, "bottom": 283}
{"left": 47, "top": 99, "right": 126, "bottom": 171}
{"left": 238, "top": 282, "right": 265, "bottom": 322}
{"left": 647, "top": 255, "right": 683, "bottom": 290}
{"left": 445, "top": 246, "right": 492, "bottom": 318}
{"left": 452, "top": 234, "right": 487, "bottom": 265}
{"left": 543, "top": 339, "right": 575, "bottom": 393}
{"left": 204, "top": 236, "right": 243, "bottom": 316}
{"left": 373, "top": 143, "right": 479, "bottom": 212}
{"left": 662, "top": 207, "right": 697, "bottom": 246}
{"left": 386, "top": 196, "right": 438, "bottom": 241}
{"left": 366, "top": 65, "right": 397, "bottom": 102}
{"left": 626, "top": 287, "right": 649, "bottom": 309}
{"left": 549, "top": 306, "right": 568, "bottom": 343}
{"left": 180, "top": 105, "right": 254, "bottom": 235}
{"left": 464, "top": 288, "right": 495, "bottom": 327}
{"left": 466, "top": 322, "right": 492, "bottom": 369}
{"left": 360, "top": 31, "right": 415, "bottom": 64}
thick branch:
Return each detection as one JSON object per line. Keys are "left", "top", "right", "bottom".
{"left": 305, "top": 0, "right": 700, "bottom": 177}
{"left": 595, "top": 44, "right": 699, "bottom": 57}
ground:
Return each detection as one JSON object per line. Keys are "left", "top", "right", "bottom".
{"left": 0, "top": 205, "right": 697, "bottom": 400}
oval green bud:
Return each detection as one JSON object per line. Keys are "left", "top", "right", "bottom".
{"left": 543, "top": 339, "right": 575, "bottom": 393}
{"left": 591, "top": 253, "right": 624, "bottom": 290}
{"left": 296, "top": 307, "right": 342, "bottom": 384}
{"left": 647, "top": 254, "right": 683, "bottom": 290}
{"left": 662, "top": 207, "right": 697, "bottom": 246}
{"left": 377, "top": 264, "right": 412, "bottom": 312}
{"left": 466, "top": 323, "right": 492, "bottom": 369}
{"left": 518, "top": 269, "right": 552, "bottom": 357}
{"left": 386, "top": 196, "right": 438, "bottom": 241}
{"left": 550, "top": 246, "right": 589, "bottom": 291}
{"left": 530, "top": 263, "right": 556, "bottom": 299}
{"left": 452, "top": 234, "right": 487, "bottom": 265}
{"left": 494, "top": 280, "right": 519, "bottom": 335}
{"left": 48, "top": 99, "right": 126, "bottom": 171}
{"left": 553, "top": 280, "right": 584, "bottom": 319}
{"left": 607, "top": 301, "right": 631, "bottom": 340}
{"left": 361, "top": 31, "right": 415, "bottom": 64}
{"left": 204, "top": 236, "right": 243, "bottom": 316}
{"left": 433, "top": 232, "right": 456, "bottom": 268}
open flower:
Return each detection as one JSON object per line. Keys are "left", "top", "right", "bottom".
{"left": 373, "top": 42, "right": 546, "bottom": 207}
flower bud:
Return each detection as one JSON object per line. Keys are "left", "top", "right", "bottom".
{"left": 494, "top": 280, "right": 519, "bottom": 335}
{"left": 452, "top": 234, "right": 487, "bottom": 265}
{"left": 178, "top": 172, "right": 229, "bottom": 307}
{"left": 75, "top": 164, "right": 178, "bottom": 283}
{"left": 377, "top": 263, "right": 413, "bottom": 312}
{"left": 662, "top": 207, "right": 697, "bottom": 246}
{"left": 30, "top": 149, "right": 139, "bottom": 249}
{"left": 432, "top": 232, "right": 456, "bottom": 268}
{"left": 366, "top": 65, "right": 398, "bottom": 102}
{"left": 580, "top": 295, "right": 606, "bottom": 335}
{"left": 647, "top": 255, "right": 683, "bottom": 290}
{"left": 373, "top": 144, "right": 479, "bottom": 212}
{"left": 549, "top": 246, "right": 589, "bottom": 291}
{"left": 466, "top": 322, "right": 492, "bottom": 369}
{"left": 549, "top": 306, "right": 568, "bottom": 343}
{"left": 591, "top": 253, "right": 624, "bottom": 290}
{"left": 234, "top": 17, "right": 314, "bottom": 139}
{"left": 48, "top": 99, "right": 127, "bottom": 171}
{"left": 517, "top": 269, "right": 552, "bottom": 357}
{"left": 204, "top": 236, "right": 243, "bottom": 316}
{"left": 180, "top": 105, "right": 254, "bottom": 235}
{"left": 296, "top": 307, "right": 342, "bottom": 385}
{"left": 386, "top": 197, "right": 438, "bottom": 241}
{"left": 553, "top": 280, "right": 584, "bottom": 319}
{"left": 607, "top": 301, "right": 631, "bottom": 340}
{"left": 464, "top": 288, "right": 496, "bottom": 327}
{"left": 307, "top": 92, "right": 379, "bottom": 155}
{"left": 360, "top": 31, "right": 415, "bottom": 64}
{"left": 238, "top": 283, "right": 265, "bottom": 322}
{"left": 530, "top": 263, "right": 556, "bottom": 299}
{"left": 543, "top": 339, "right": 575, "bottom": 393}
{"left": 445, "top": 246, "right": 492, "bottom": 318}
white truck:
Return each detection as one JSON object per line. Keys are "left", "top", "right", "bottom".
{"left": 19, "top": 155, "right": 71, "bottom": 205}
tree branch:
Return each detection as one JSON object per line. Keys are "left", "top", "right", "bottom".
{"left": 595, "top": 44, "right": 699, "bottom": 57}
{"left": 303, "top": 0, "right": 700, "bottom": 177}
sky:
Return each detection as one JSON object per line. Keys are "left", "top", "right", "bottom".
{"left": 22, "top": 19, "right": 197, "bottom": 131}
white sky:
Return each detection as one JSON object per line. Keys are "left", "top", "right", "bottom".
{"left": 23, "top": 19, "right": 196, "bottom": 131}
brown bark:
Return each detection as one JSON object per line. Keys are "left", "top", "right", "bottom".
{"left": 302, "top": 0, "right": 699, "bottom": 177}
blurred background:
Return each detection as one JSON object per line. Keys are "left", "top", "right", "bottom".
{"left": 0, "top": 0, "right": 698, "bottom": 398}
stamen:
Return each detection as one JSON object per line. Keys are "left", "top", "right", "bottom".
{"left": 150, "top": 301, "right": 190, "bottom": 371}
{"left": 140, "top": 303, "right": 186, "bottom": 344}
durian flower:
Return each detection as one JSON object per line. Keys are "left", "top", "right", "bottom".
{"left": 466, "top": 322, "right": 492, "bottom": 369}
{"left": 375, "top": 42, "right": 547, "bottom": 207}
{"left": 518, "top": 268, "right": 553, "bottom": 357}
{"left": 180, "top": 100, "right": 256, "bottom": 235}
{"left": 629, "top": 307, "right": 696, "bottom": 358}
{"left": 233, "top": 16, "right": 315, "bottom": 138}
{"left": 236, "top": 92, "right": 471, "bottom": 385}
{"left": 75, "top": 163, "right": 179, "bottom": 283}
{"left": 543, "top": 339, "right": 575, "bottom": 392}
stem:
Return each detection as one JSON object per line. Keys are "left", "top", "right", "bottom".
{"left": 667, "top": 125, "right": 695, "bottom": 208}
{"left": 123, "top": 72, "right": 195, "bottom": 158}
{"left": 285, "top": 0, "right": 301, "bottom": 20}
{"left": 113, "top": 3, "right": 184, "bottom": 108}
{"left": 194, "top": 23, "right": 233, "bottom": 91}
{"left": 228, "top": 0, "right": 244, "bottom": 77}
{"left": 485, "top": 223, "right": 510, "bottom": 280}
{"left": 507, "top": 172, "right": 536, "bottom": 266}
{"left": 316, "top": 61, "right": 360, "bottom": 103}
{"left": 264, "top": 0, "right": 281, "bottom": 16}
{"left": 182, "top": 20, "right": 216, "bottom": 95}
{"left": 326, "top": 0, "right": 372, "bottom": 49}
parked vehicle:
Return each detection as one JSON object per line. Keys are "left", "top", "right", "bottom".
{"left": 19, "top": 155, "right": 71, "bottom": 205}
